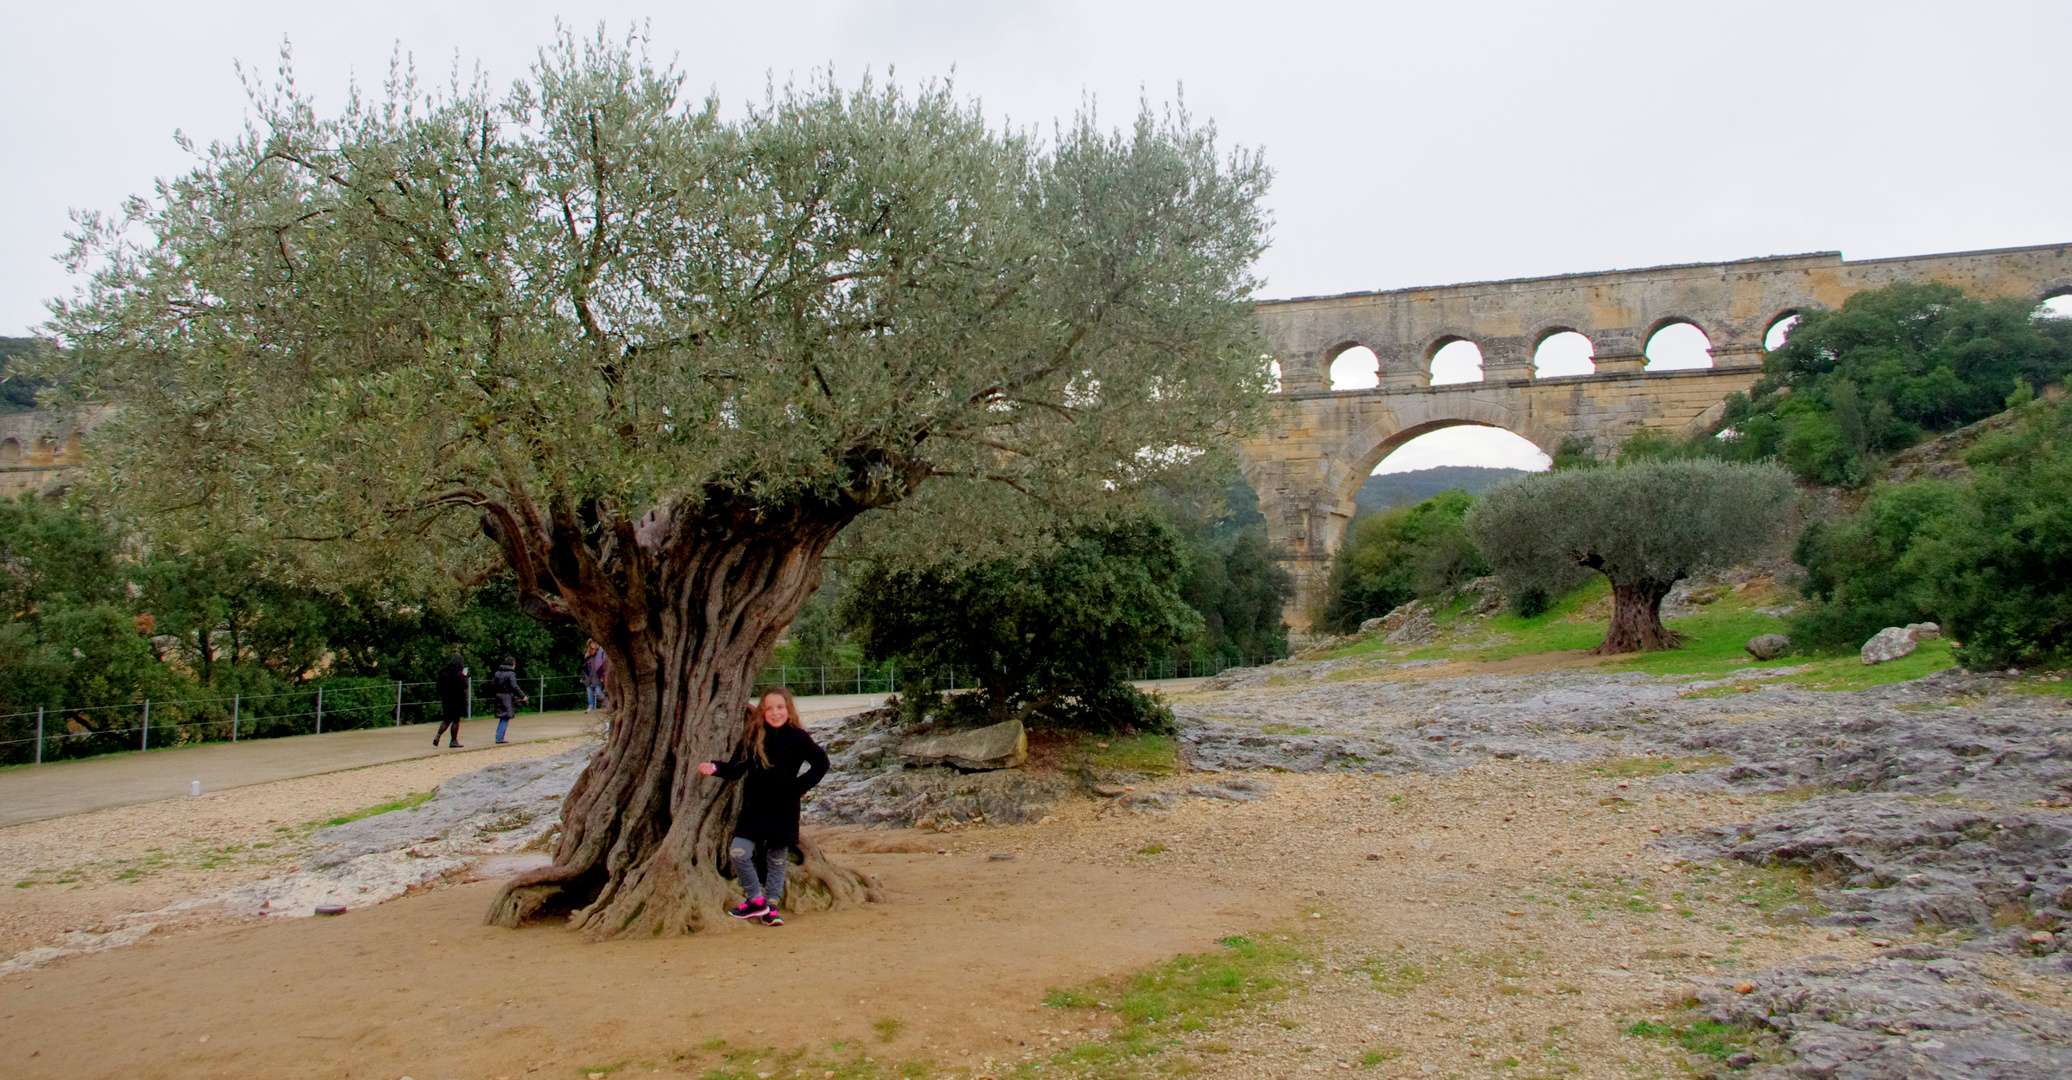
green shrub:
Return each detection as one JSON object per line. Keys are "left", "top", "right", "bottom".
{"left": 1790, "top": 480, "right": 1963, "bottom": 651}
{"left": 1321, "top": 490, "right": 1488, "bottom": 632}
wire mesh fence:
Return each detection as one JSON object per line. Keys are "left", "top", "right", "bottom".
{"left": 0, "top": 653, "right": 1282, "bottom": 767}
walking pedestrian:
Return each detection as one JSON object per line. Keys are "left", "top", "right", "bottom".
{"left": 696, "top": 687, "right": 829, "bottom": 926}
{"left": 490, "top": 656, "right": 529, "bottom": 744}
{"left": 582, "top": 641, "right": 610, "bottom": 712}
{"left": 433, "top": 648, "right": 470, "bottom": 748}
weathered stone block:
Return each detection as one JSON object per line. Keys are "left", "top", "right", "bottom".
{"left": 897, "top": 719, "right": 1027, "bottom": 771}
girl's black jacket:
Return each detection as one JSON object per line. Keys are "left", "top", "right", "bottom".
{"left": 709, "top": 724, "right": 830, "bottom": 846}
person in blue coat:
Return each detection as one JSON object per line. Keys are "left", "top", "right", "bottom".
{"left": 697, "top": 687, "right": 829, "bottom": 926}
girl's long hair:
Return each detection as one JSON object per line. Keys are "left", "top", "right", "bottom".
{"left": 743, "top": 687, "right": 806, "bottom": 767}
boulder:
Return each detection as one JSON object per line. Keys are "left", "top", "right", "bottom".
{"left": 1374, "top": 599, "right": 1440, "bottom": 646}
{"left": 1358, "top": 616, "right": 1387, "bottom": 634}
{"left": 1861, "top": 626, "right": 1919, "bottom": 665}
{"left": 897, "top": 718, "right": 1027, "bottom": 770}
{"left": 1461, "top": 576, "right": 1508, "bottom": 617}
{"left": 1745, "top": 634, "right": 1792, "bottom": 661}
{"left": 1905, "top": 622, "right": 1943, "bottom": 641}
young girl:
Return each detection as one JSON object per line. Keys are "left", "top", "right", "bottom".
{"left": 697, "top": 687, "right": 830, "bottom": 926}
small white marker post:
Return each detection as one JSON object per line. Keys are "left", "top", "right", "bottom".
{"left": 190, "top": 780, "right": 201, "bottom": 797}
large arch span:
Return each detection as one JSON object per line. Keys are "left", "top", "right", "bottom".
{"left": 1240, "top": 242, "right": 2072, "bottom": 629}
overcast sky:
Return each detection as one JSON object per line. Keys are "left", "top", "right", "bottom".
{"left": 6, "top": 1, "right": 2068, "bottom": 472}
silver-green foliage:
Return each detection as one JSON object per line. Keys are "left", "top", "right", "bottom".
{"left": 1466, "top": 460, "right": 1798, "bottom": 594}
{"left": 41, "top": 31, "right": 1272, "bottom": 589}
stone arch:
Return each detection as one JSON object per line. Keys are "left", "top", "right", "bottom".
{"left": 1423, "top": 332, "right": 1487, "bottom": 385}
{"left": 1325, "top": 341, "right": 1381, "bottom": 391}
{"left": 1762, "top": 308, "right": 1807, "bottom": 351}
{"left": 1329, "top": 396, "right": 1558, "bottom": 516}
{"left": 1641, "top": 317, "right": 1717, "bottom": 370}
{"left": 0, "top": 438, "right": 18, "bottom": 465}
{"left": 2030, "top": 276, "right": 2072, "bottom": 303}
{"left": 1528, "top": 323, "right": 1597, "bottom": 377}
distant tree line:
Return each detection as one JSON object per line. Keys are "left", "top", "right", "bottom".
{"left": 0, "top": 492, "right": 589, "bottom": 761}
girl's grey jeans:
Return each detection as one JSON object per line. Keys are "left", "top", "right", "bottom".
{"left": 729, "top": 836, "right": 789, "bottom": 903}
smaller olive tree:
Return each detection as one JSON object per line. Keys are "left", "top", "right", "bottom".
{"left": 1466, "top": 460, "right": 1797, "bottom": 653}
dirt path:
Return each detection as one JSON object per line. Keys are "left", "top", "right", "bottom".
{"left": 2, "top": 853, "right": 1263, "bottom": 1080}
{"left": 0, "top": 735, "right": 597, "bottom": 957}
{"left": 1, "top": 749, "right": 1885, "bottom": 1080}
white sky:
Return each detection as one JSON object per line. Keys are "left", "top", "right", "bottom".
{"left": 6, "top": 1, "right": 2069, "bottom": 474}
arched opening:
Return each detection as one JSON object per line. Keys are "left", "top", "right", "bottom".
{"left": 1328, "top": 345, "right": 1380, "bottom": 391}
{"left": 1763, "top": 313, "right": 1801, "bottom": 351}
{"left": 1428, "top": 340, "right": 1484, "bottom": 385}
{"left": 1370, "top": 424, "right": 1551, "bottom": 478}
{"left": 0, "top": 438, "right": 19, "bottom": 465}
{"left": 2037, "top": 295, "right": 2072, "bottom": 320}
{"left": 1532, "top": 331, "right": 1595, "bottom": 377}
{"left": 1644, "top": 321, "right": 1713, "bottom": 370}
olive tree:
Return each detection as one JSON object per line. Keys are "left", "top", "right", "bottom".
{"left": 43, "top": 34, "right": 1271, "bottom": 937}
{"left": 1465, "top": 460, "right": 1796, "bottom": 653}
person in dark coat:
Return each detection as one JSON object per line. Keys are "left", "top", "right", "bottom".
{"left": 696, "top": 687, "right": 829, "bottom": 926}
{"left": 433, "top": 649, "right": 470, "bottom": 748}
{"left": 489, "top": 656, "right": 529, "bottom": 744}
{"left": 581, "top": 641, "right": 610, "bottom": 712}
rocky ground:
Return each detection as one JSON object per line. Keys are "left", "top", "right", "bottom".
{"left": 5, "top": 649, "right": 2071, "bottom": 1079}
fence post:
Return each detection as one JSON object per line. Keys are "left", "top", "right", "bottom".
{"left": 395, "top": 681, "right": 403, "bottom": 726}
{"left": 34, "top": 706, "right": 43, "bottom": 765}
{"left": 539, "top": 675, "right": 546, "bottom": 713}
{"left": 314, "top": 686, "right": 324, "bottom": 735}
{"left": 141, "top": 699, "right": 150, "bottom": 751}
{"left": 232, "top": 693, "right": 240, "bottom": 742}
{"left": 466, "top": 676, "right": 473, "bottom": 719}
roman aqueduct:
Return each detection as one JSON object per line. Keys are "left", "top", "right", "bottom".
{"left": 1238, "top": 242, "right": 2072, "bottom": 627}
{"left": 9, "top": 243, "right": 2072, "bottom": 632}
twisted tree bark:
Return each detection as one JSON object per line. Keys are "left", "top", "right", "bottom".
{"left": 1592, "top": 579, "right": 1684, "bottom": 655}
{"left": 480, "top": 492, "right": 882, "bottom": 938}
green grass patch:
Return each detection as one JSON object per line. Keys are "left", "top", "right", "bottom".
{"left": 872, "top": 1017, "right": 904, "bottom": 1042}
{"left": 1258, "top": 722, "right": 1314, "bottom": 735}
{"left": 1623, "top": 1015, "right": 1769, "bottom": 1064}
{"left": 1087, "top": 733, "right": 1180, "bottom": 775}
{"left": 1035, "top": 925, "right": 1306, "bottom": 1078}
{"left": 320, "top": 791, "right": 433, "bottom": 828}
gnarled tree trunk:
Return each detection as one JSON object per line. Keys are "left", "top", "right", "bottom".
{"left": 1593, "top": 579, "right": 1684, "bottom": 654}
{"left": 482, "top": 498, "right": 879, "bottom": 939}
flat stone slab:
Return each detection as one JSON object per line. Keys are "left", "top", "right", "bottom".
{"left": 897, "top": 719, "right": 1027, "bottom": 771}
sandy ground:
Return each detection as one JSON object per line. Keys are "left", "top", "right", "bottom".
{"left": 0, "top": 724, "right": 1915, "bottom": 1080}
{"left": 2, "top": 855, "right": 1262, "bottom": 1080}
{"left": 0, "top": 736, "right": 596, "bottom": 956}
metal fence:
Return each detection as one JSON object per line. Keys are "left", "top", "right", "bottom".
{"left": 0, "top": 653, "right": 1282, "bottom": 767}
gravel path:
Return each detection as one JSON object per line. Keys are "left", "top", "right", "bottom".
{"left": 0, "top": 735, "right": 593, "bottom": 958}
